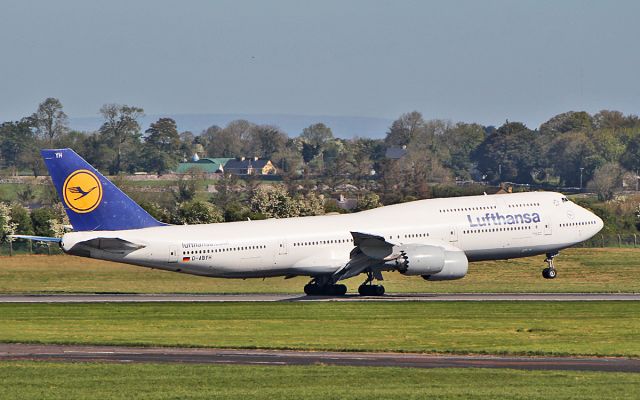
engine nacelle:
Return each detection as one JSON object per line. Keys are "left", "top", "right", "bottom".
{"left": 395, "top": 244, "right": 446, "bottom": 276}
{"left": 422, "top": 248, "right": 468, "bottom": 281}
{"left": 393, "top": 243, "right": 468, "bottom": 281}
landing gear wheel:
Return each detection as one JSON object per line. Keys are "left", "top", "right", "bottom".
{"left": 304, "top": 283, "right": 317, "bottom": 295}
{"left": 542, "top": 252, "right": 558, "bottom": 280}
{"left": 357, "top": 269, "right": 385, "bottom": 296}
{"left": 331, "top": 284, "right": 347, "bottom": 296}
{"left": 358, "top": 284, "right": 385, "bottom": 296}
{"left": 304, "top": 283, "right": 347, "bottom": 296}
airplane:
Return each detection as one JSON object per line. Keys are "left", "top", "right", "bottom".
{"left": 12, "top": 148, "right": 604, "bottom": 296}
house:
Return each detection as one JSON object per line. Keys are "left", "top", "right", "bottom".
{"left": 176, "top": 156, "right": 233, "bottom": 174}
{"left": 224, "top": 157, "right": 277, "bottom": 175}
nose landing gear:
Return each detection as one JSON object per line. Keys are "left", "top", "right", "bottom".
{"left": 542, "top": 252, "right": 558, "bottom": 279}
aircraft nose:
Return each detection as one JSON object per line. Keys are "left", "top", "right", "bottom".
{"left": 595, "top": 214, "right": 604, "bottom": 232}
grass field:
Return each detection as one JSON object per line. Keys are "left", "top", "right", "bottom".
{"left": 1, "top": 362, "right": 639, "bottom": 400}
{"left": 1, "top": 248, "right": 639, "bottom": 294}
{"left": 1, "top": 302, "right": 638, "bottom": 357}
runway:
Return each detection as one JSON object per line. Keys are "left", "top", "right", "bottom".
{"left": 0, "top": 293, "right": 639, "bottom": 303}
{"left": 1, "top": 344, "right": 638, "bottom": 372}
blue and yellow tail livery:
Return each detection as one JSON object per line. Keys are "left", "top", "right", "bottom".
{"left": 42, "top": 149, "right": 165, "bottom": 231}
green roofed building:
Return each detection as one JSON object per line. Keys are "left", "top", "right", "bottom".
{"left": 176, "top": 157, "right": 233, "bottom": 174}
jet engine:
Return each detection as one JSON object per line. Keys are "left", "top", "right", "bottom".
{"left": 394, "top": 244, "right": 468, "bottom": 281}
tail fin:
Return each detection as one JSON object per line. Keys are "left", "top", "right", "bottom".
{"left": 42, "top": 148, "right": 165, "bottom": 231}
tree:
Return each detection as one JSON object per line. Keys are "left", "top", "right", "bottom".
{"left": 250, "top": 186, "right": 301, "bottom": 218}
{"left": 440, "top": 123, "right": 485, "bottom": 179}
{"left": 271, "top": 138, "right": 304, "bottom": 177}
{"left": 31, "top": 98, "right": 68, "bottom": 145}
{"left": 547, "top": 131, "right": 599, "bottom": 186}
{"left": 588, "top": 163, "right": 624, "bottom": 201}
{"left": 30, "top": 207, "right": 57, "bottom": 237}
{"left": 172, "top": 172, "right": 203, "bottom": 203}
{"left": 212, "top": 173, "right": 240, "bottom": 206}
{"left": 80, "top": 132, "right": 116, "bottom": 172}
{"left": 179, "top": 131, "right": 196, "bottom": 159}
{"left": 246, "top": 125, "right": 287, "bottom": 158}
{"left": 10, "top": 204, "right": 33, "bottom": 235}
{"left": 297, "top": 192, "right": 325, "bottom": 216}
{"left": 355, "top": 193, "right": 382, "bottom": 211}
{"left": 473, "top": 121, "right": 539, "bottom": 183}
{"left": 385, "top": 111, "right": 424, "bottom": 146}
{"left": 99, "top": 104, "right": 144, "bottom": 174}
{"left": 593, "top": 110, "right": 628, "bottom": 130}
{"left": 0, "top": 203, "right": 17, "bottom": 241}
{"left": 539, "top": 111, "right": 592, "bottom": 135}
{"left": 620, "top": 131, "right": 640, "bottom": 172}
{"left": 0, "top": 120, "right": 36, "bottom": 175}
{"left": 204, "top": 120, "right": 253, "bottom": 157}
{"left": 173, "top": 201, "right": 224, "bottom": 224}
{"left": 138, "top": 202, "right": 171, "bottom": 224}
{"left": 299, "top": 123, "right": 333, "bottom": 163}
{"left": 143, "top": 118, "right": 181, "bottom": 174}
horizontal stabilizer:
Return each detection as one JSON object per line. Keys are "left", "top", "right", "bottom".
{"left": 7, "top": 235, "right": 62, "bottom": 243}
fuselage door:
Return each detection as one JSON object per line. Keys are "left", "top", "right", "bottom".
{"left": 278, "top": 239, "right": 288, "bottom": 255}
{"left": 169, "top": 246, "right": 178, "bottom": 263}
{"left": 543, "top": 223, "right": 552, "bottom": 235}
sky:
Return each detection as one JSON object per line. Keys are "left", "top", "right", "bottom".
{"left": 1, "top": 0, "right": 639, "bottom": 130}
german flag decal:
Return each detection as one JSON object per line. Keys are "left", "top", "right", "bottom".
{"left": 182, "top": 257, "right": 191, "bottom": 262}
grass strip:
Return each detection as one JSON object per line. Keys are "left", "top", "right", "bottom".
{"left": 1, "top": 361, "right": 639, "bottom": 400}
{"left": 1, "top": 301, "right": 638, "bottom": 357}
{"left": 2, "top": 248, "right": 640, "bottom": 294}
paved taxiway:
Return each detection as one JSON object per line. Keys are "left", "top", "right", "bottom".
{"left": 1, "top": 293, "right": 639, "bottom": 302}
{"left": 1, "top": 344, "right": 638, "bottom": 372}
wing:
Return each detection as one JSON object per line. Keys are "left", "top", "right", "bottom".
{"left": 332, "top": 232, "right": 402, "bottom": 281}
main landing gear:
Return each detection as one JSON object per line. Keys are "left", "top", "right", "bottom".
{"left": 357, "top": 270, "right": 385, "bottom": 296}
{"left": 303, "top": 277, "right": 347, "bottom": 296}
{"left": 542, "top": 252, "right": 558, "bottom": 279}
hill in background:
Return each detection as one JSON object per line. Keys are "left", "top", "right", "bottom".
{"left": 70, "top": 113, "right": 393, "bottom": 139}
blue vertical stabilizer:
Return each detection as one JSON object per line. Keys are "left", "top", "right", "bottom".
{"left": 42, "top": 148, "right": 166, "bottom": 231}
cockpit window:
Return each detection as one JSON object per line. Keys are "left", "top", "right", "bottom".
{"left": 561, "top": 197, "right": 569, "bottom": 202}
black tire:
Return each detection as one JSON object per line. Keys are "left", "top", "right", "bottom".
{"left": 542, "top": 268, "right": 550, "bottom": 279}
{"left": 547, "top": 269, "right": 557, "bottom": 279}
{"left": 375, "top": 285, "right": 385, "bottom": 296}
{"left": 358, "top": 285, "right": 370, "bottom": 296}
{"left": 304, "top": 284, "right": 319, "bottom": 296}
{"left": 333, "top": 284, "right": 347, "bottom": 296}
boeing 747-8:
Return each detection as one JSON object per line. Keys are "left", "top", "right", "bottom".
{"left": 13, "top": 149, "right": 604, "bottom": 296}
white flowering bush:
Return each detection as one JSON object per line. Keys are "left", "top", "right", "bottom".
{"left": 0, "top": 202, "right": 17, "bottom": 241}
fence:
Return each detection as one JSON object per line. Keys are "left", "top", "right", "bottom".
{"left": 578, "top": 234, "right": 640, "bottom": 248}
{"left": 0, "top": 239, "right": 64, "bottom": 256}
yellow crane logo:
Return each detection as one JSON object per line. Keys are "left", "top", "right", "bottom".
{"left": 62, "top": 169, "right": 103, "bottom": 213}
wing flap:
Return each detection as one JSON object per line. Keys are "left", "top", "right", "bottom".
{"left": 350, "top": 231, "right": 399, "bottom": 260}
{"left": 332, "top": 232, "right": 399, "bottom": 282}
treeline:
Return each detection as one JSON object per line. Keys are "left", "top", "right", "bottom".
{"left": 2, "top": 98, "right": 640, "bottom": 202}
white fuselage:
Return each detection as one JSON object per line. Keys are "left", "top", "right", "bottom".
{"left": 61, "top": 192, "right": 603, "bottom": 279}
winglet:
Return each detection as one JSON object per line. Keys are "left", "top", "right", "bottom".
{"left": 41, "top": 148, "right": 166, "bottom": 231}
